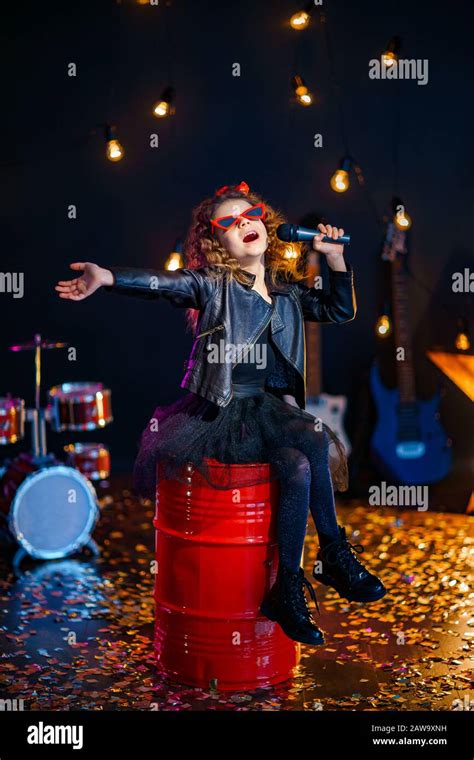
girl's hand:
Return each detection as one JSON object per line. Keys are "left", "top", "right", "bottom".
{"left": 55, "top": 263, "right": 113, "bottom": 301}
{"left": 312, "top": 223, "right": 345, "bottom": 255}
{"left": 312, "top": 224, "right": 347, "bottom": 272}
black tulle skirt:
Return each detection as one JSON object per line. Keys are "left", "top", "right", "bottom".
{"left": 132, "top": 390, "right": 349, "bottom": 501}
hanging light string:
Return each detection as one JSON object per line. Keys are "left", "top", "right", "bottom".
{"left": 102, "top": 0, "right": 127, "bottom": 160}
{"left": 317, "top": 7, "right": 384, "bottom": 230}
{"left": 289, "top": 17, "right": 314, "bottom": 108}
{"left": 108, "top": 1, "right": 122, "bottom": 128}
{"left": 154, "top": 0, "right": 177, "bottom": 134}
{"left": 313, "top": 8, "right": 470, "bottom": 331}
{"left": 352, "top": 160, "right": 384, "bottom": 228}
{"left": 1, "top": 0, "right": 469, "bottom": 336}
{"left": 164, "top": 0, "right": 174, "bottom": 92}
{"left": 392, "top": 78, "right": 401, "bottom": 195}
{"left": 319, "top": 7, "right": 349, "bottom": 155}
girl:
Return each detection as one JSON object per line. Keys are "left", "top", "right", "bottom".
{"left": 55, "top": 180, "right": 386, "bottom": 647}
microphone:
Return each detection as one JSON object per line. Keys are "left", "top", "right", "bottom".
{"left": 277, "top": 223, "right": 351, "bottom": 246}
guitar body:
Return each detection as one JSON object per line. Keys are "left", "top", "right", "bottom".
{"left": 306, "top": 393, "right": 351, "bottom": 455}
{"left": 370, "top": 363, "right": 452, "bottom": 484}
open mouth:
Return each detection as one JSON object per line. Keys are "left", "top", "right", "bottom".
{"left": 242, "top": 230, "right": 259, "bottom": 243}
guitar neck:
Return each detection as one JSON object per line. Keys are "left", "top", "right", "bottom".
{"left": 390, "top": 240, "right": 416, "bottom": 404}
{"left": 305, "top": 251, "right": 322, "bottom": 397}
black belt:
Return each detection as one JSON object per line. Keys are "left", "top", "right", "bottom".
{"left": 232, "top": 381, "right": 266, "bottom": 398}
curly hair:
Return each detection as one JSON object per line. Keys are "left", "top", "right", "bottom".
{"left": 183, "top": 185, "right": 308, "bottom": 333}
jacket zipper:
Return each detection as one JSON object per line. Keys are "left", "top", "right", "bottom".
{"left": 281, "top": 291, "right": 306, "bottom": 379}
{"left": 231, "top": 308, "right": 274, "bottom": 371}
{"left": 223, "top": 308, "right": 274, "bottom": 404}
{"left": 194, "top": 308, "right": 304, "bottom": 404}
{"left": 195, "top": 323, "right": 225, "bottom": 339}
{"left": 233, "top": 306, "right": 304, "bottom": 380}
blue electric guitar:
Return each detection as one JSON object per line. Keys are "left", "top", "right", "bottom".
{"left": 370, "top": 223, "right": 452, "bottom": 484}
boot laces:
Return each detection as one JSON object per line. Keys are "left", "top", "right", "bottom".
{"left": 289, "top": 571, "right": 321, "bottom": 616}
{"left": 325, "top": 535, "right": 365, "bottom": 583}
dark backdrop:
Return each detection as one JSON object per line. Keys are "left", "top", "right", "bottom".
{"left": 2, "top": 0, "right": 473, "bottom": 491}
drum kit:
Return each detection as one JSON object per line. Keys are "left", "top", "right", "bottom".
{"left": 0, "top": 334, "right": 113, "bottom": 571}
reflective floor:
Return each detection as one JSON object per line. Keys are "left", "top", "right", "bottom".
{"left": 0, "top": 477, "right": 472, "bottom": 711}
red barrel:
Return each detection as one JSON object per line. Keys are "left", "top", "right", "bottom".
{"left": 153, "top": 458, "right": 299, "bottom": 691}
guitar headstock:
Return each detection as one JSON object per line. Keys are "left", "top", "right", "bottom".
{"left": 381, "top": 198, "right": 411, "bottom": 262}
{"left": 382, "top": 221, "right": 408, "bottom": 262}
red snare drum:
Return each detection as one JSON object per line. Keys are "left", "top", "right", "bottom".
{"left": 64, "top": 442, "right": 110, "bottom": 481}
{"left": 0, "top": 397, "right": 25, "bottom": 445}
{"left": 48, "top": 382, "right": 113, "bottom": 432}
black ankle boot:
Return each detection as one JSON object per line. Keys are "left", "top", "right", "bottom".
{"left": 260, "top": 563, "right": 325, "bottom": 646}
{"left": 313, "top": 526, "right": 387, "bottom": 603}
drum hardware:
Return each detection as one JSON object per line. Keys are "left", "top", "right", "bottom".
{"left": 9, "top": 334, "right": 68, "bottom": 458}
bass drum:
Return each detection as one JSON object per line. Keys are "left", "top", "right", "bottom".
{"left": 0, "top": 453, "right": 99, "bottom": 560}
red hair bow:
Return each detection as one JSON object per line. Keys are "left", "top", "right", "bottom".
{"left": 215, "top": 180, "right": 250, "bottom": 197}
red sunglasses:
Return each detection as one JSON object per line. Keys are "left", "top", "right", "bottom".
{"left": 210, "top": 203, "right": 266, "bottom": 233}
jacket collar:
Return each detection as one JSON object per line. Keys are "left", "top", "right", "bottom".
{"left": 237, "top": 267, "right": 293, "bottom": 294}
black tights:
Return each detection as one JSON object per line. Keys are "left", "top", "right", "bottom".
{"left": 268, "top": 428, "right": 340, "bottom": 572}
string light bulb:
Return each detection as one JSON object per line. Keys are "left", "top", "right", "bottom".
{"left": 392, "top": 197, "right": 412, "bottom": 230}
{"left": 104, "top": 125, "right": 124, "bottom": 162}
{"left": 289, "top": 2, "right": 315, "bottom": 30}
{"left": 382, "top": 36, "right": 401, "bottom": 67}
{"left": 284, "top": 244, "right": 299, "bottom": 259}
{"left": 290, "top": 11, "right": 310, "bottom": 30}
{"left": 394, "top": 207, "right": 412, "bottom": 230}
{"left": 291, "top": 75, "right": 314, "bottom": 106}
{"left": 153, "top": 86, "right": 175, "bottom": 118}
{"left": 455, "top": 318, "right": 471, "bottom": 351}
{"left": 165, "top": 239, "right": 184, "bottom": 271}
{"left": 375, "top": 313, "right": 392, "bottom": 338}
{"left": 330, "top": 156, "right": 352, "bottom": 193}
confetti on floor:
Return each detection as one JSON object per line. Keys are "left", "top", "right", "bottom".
{"left": 0, "top": 477, "right": 472, "bottom": 711}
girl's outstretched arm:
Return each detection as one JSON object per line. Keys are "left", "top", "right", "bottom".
{"left": 55, "top": 263, "right": 215, "bottom": 311}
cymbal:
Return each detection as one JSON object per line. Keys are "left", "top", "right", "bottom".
{"left": 9, "top": 339, "right": 69, "bottom": 352}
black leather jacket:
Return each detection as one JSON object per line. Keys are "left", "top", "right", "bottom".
{"left": 104, "top": 262, "right": 356, "bottom": 409}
